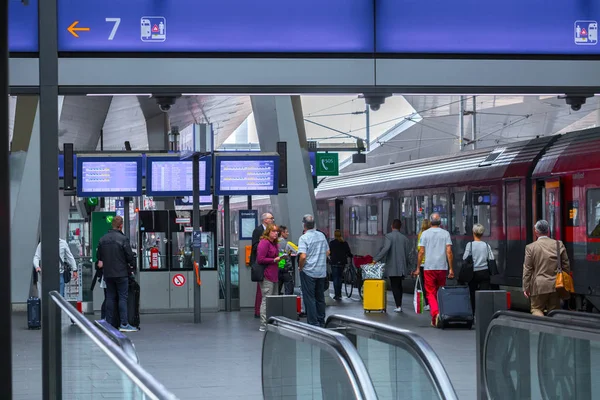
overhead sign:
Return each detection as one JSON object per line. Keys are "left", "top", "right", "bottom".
{"left": 315, "top": 153, "right": 339, "bottom": 177}
{"left": 57, "top": 0, "right": 374, "bottom": 52}
{"left": 172, "top": 273, "right": 186, "bottom": 287}
{"left": 9, "top": 0, "right": 38, "bottom": 52}
{"left": 175, "top": 217, "right": 191, "bottom": 224}
{"left": 376, "top": 1, "right": 600, "bottom": 54}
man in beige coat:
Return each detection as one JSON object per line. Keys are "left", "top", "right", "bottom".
{"left": 522, "top": 220, "right": 570, "bottom": 316}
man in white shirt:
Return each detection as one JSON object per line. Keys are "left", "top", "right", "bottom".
{"left": 33, "top": 238, "right": 78, "bottom": 298}
{"left": 413, "top": 213, "right": 454, "bottom": 327}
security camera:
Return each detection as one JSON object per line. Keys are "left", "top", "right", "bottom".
{"left": 559, "top": 94, "right": 593, "bottom": 112}
{"left": 154, "top": 96, "right": 178, "bottom": 112}
{"left": 362, "top": 94, "right": 392, "bottom": 112}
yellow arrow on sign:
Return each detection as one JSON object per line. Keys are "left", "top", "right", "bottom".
{"left": 67, "top": 21, "right": 90, "bottom": 38}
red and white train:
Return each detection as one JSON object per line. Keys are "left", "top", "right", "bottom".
{"left": 313, "top": 127, "right": 600, "bottom": 310}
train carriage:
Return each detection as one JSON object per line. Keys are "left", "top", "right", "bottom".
{"left": 314, "top": 127, "right": 600, "bottom": 311}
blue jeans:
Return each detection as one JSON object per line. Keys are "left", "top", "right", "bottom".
{"left": 105, "top": 277, "right": 129, "bottom": 327}
{"left": 331, "top": 265, "right": 344, "bottom": 298}
{"left": 59, "top": 273, "right": 65, "bottom": 297}
{"left": 300, "top": 271, "right": 326, "bottom": 327}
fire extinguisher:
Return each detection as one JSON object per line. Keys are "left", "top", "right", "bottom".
{"left": 150, "top": 247, "right": 159, "bottom": 270}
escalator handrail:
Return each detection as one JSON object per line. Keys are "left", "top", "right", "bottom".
{"left": 490, "top": 310, "right": 600, "bottom": 333}
{"left": 94, "top": 319, "right": 140, "bottom": 364}
{"left": 547, "top": 309, "right": 600, "bottom": 325}
{"left": 266, "top": 316, "right": 378, "bottom": 400}
{"left": 325, "top": 314, "right": 458, "bottom": 400}
{"left": 49, "top": 291, "right": 178, "bottom": 400}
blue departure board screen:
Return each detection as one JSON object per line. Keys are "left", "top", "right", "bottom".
{"left": 215, "top": 155, "right": 279, "bottom": 196}
{"left": 9, "top": 0, "right": 38, "bottom": 52}
{"left": 377, "top": 0, "right": 600, "bottom": 54}
{"left": 77, "top": 156, "right": 142, "bottom": 197}
{"left": 146, "top": 156, "right": 211, "bottom": 197}
{"left": 57, "top": 0, "right": 374, "bottom": 53}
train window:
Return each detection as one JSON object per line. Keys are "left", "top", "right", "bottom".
{"left": 473, "top": 192, "right": 491, "bottom": 236}
{"left": 367, "top": 205, "right": 378, "bottom": 235}
{"left": 432, "top": 194, "right": 449, "bottom": 230}
{"left": 400, "top": 197, "right": 414, "bottom": 235}
{"left": 416, "top": 196, "right": 430, "bottom": 233}
{"left": 382, "top": 199, "right": 392, "bottom": 233}
{"left": 587, "top": 189, "right": 600, "bottom": 237}
{"left": 329, "top": 203, "right": 336, "bottom": 239}
{"left": 451, "top": 192, "right": 469, "bottom": 235}
{"left": 350, "top": 206, "right": 360, "bottom": 236}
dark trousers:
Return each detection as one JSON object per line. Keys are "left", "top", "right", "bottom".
{"left": 279, "top": 268, "right": 295, "bottom": 295}
{"left": 105, "top": 277, "right": 129, "bottom": 327}
{"left": 300, "top": 271, "right": 326, "bottom": 327}
{"left": 331, "top": 265, "right": 344, "bottom": 298}
{"left": 389, "top": 276, "right": 404, "bottom": 307}
{"left": 468, "top": 269, "right": 491, "bottom": 312}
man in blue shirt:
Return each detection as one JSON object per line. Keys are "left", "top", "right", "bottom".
{"left": 298, "top": 214, "right": 330, "bottom": 327}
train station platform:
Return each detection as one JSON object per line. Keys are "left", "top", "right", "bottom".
{"left": 12, "top": 290, "right": 600, "bottom": 399}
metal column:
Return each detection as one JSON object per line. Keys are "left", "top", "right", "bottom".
{"left": 192, "top": 153, "right": 201, "bottom": 323}
{"left": 471, "top": 96, "right": 477, "bottom": 150}
{"left": 0, "top": 0, "right": 12, "bottom": 395}
{"left": 224, "top": 196, "right": 232, "bottom": 311}
{"left": 365, "top": 106, "right": 371, "bottom": 151}
{"left": 39, "top": 0, "right": 61, "bottom": 396}
{"left": 459, "top": 96, "right": 465, "bottom": 151}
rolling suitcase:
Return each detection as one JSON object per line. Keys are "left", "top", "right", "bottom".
{"left": 27, "top": 297, "right": 41, "bottom": 330}
{"left": 110, "top": 277, "right": 141, "bottom": 329}
{"left": 437, "top": 286, "right": 473, "bottom": 329}
{"left": 363, "top": 279, "right": 386, "bottom": 313}
{"left": 266, "top": 295, "right": 299, "bottom": 321}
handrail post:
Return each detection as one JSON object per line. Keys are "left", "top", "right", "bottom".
{"left": 475, "top": 291, "right": 508, "bottom": 400}
{"left": 48, "top": 297, "right": 62, "bottom": 399}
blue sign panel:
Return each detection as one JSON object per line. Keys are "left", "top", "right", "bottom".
{"left": 57, "top": 0, "right": 374, "bottom": 52}
{"left": 377, "top": 0, "right": 600, "bottom": 54}
{"left": 9, "top": 0, "right": 38, "bottom": 52}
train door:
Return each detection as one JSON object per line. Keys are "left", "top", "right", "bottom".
{"left": 537, "top": 179, "right": 562, "bottom": 240}
{"left": 505, "top": 181, "right": 523, "bottom": 278}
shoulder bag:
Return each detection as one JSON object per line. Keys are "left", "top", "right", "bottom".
{"left": 61, "top": 253, "right": 72, "bottom": 284}
{"left": 487, "top": 244, "right": 499, "bottom": 276}
{"left": 555, "top": 240, "right": 574, "bottom": 299}
{"left": 251, "top": 262, "right": 265, "bottom": 282}
{"left": 458, "top": 242, "right": 474, "bottom": 283}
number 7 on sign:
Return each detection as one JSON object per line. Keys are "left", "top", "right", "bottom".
{"left": 106, "top": 18, "right": 121, "bottom": 40}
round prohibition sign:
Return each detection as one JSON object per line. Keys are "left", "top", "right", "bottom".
{"left": 172, "top": 273, "right": 186, "bottom": 287}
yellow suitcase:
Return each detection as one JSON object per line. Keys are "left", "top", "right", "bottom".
{"left": 363, "top": 279, "right": 386, "bottom": 313}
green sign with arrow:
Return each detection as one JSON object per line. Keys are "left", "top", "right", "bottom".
{"left": 315, "top": 153, "right": 339, "bottom": 176}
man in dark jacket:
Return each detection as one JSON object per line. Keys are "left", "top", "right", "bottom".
{"left": 97, "top": 216, "right": 137, "bottom": 332}
{"left": 251, "top": 212, "right": 274, "bottom": 317}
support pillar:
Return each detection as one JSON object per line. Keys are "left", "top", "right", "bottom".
{"left": 10, "top": 97, "right": 41, "bottom": 304}
{"left": 251, "top": 95, "right": 317, "bottom": 240}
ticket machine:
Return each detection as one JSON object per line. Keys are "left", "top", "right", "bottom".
{"left": 137, "top": 209, "right": 216, "bottom": 311}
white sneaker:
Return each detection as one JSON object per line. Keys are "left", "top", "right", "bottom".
{"left": 393, "top": 307, "right": 403, "bottom": 313}
{"left": 424, "top": 305, "right": 430, "bottom": 311}
{"left": 259, "top": 326, "right": 266, "bottom": 332}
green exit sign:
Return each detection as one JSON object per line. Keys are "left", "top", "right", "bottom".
{"left": 316, "top": 153, "right": 339, "bottom": 176}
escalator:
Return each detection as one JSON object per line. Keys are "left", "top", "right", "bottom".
{"left": 262, "top": 315, "right": 458, "bottom": 399}
{"left": 483, "top": 310, "right": 600, "bottom": 400}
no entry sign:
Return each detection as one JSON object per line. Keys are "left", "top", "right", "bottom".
{"left": 173, "top": 273, "right": 186, "bottom": 287}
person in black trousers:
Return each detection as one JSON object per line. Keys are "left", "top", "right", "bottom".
{"left": 329, "top": 230, "right": 353, "bottom": 300}
{"left": 374, "top": 219, "right": 412, "bottom": 312}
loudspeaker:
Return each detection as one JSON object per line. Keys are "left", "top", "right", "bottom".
{"left": 63, "top": 143, "right": 74, "bottom": 190}
{"left": 276, "top": 141, "right": 288, "bottom": 191}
